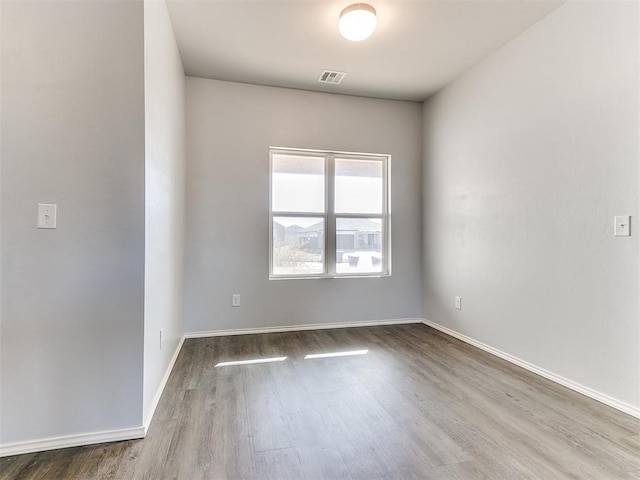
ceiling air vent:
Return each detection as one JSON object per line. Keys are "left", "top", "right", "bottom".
{"left": 318, "top": 70, "right": 347, "bottom": 85}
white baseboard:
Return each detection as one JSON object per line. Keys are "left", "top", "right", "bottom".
{"left": 1, "top": 320, "right": 420, "bottom": 458}
{"left": 185, "top": 318, "right": 424, "bottom": 338}
{"left": 143, "top": 335, "right": 185, "bottom": 433}
{"left": 1, "top": 336, "right": 187, "bottom": 458}
{"left": 7, "top": 317, "right": 634, "bottom": 458}
{"left": 0, "top": 426, "right": 145, "bottom": 458}
{"left": 422, "top": 318, "right": 640, "bottom": 419}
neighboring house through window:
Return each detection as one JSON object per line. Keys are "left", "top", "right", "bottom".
{"left": 269, "top": 147, "right": 390, "bottom": 278}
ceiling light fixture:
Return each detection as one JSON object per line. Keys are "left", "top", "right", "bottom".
{"left": 338, "top": 3, "right": 377, "bottom": 42}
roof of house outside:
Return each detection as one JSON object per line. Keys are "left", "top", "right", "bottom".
{"left": 274, "top": 218, "right": 381, "bottom": 234}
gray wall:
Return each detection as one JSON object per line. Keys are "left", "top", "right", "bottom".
{"left": 185, "top": 78, "right": 423, "bottom": 333}
{"left": 143, "top": 0, "right": 186, "bottom": 423}
{"left": 422, "top": 1, "right": 639, "bottom": 410}
{"left": 1, "top": 0, "right": 146, "bottom": 444}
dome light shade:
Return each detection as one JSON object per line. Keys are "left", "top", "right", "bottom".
{"left": 338, "top": 4, "right": 377, "bottom": 42}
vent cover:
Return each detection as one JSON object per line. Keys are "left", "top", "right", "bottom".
{"left": 318, "top": 70, "right": 347, "bottom": 85}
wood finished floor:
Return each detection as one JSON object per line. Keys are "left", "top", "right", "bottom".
{"left": 2, "top": 324, "right": 639, "bottom": 480}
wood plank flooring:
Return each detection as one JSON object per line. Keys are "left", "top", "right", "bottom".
{"left": 2, "top": 324, "right": 639, "bottom": 479}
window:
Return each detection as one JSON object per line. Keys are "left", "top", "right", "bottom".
{"left": 270, "top": 147, "right": 390, "bottom": 278}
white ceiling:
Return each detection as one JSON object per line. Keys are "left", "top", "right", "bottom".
{"left": 166, "top": 0, "right": 563, "bottom": 102}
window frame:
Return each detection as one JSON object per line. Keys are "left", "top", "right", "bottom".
{"left": 269, "top": 146, "right": 391, "bottom": 280}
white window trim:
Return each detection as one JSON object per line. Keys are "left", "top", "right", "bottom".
{"left": 269, "top": 146, "right": 391, "bottom": 280}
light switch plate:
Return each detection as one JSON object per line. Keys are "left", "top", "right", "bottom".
{"left": 614, "top": 215, "right": 630, "bottom": 236}
{"left": 38, "top": 204, "right": 57, "bottom": 229}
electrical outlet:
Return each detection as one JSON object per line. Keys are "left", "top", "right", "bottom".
{"left": 160, "top": 328, "right": 164, "bottom": 350}
{"left": 455, "top": 296, "right": 462, "bottom": 310}
{"left": 614, "top": 215, "right": 631, "bottom": 236}
{"left": 232, "top": 294, "right": 241, "bottom": 307}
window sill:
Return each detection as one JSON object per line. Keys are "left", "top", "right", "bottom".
{"left": 269, "top": 273, "right": 391, "bottom": 280}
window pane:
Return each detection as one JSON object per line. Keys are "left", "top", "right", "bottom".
{"left": 335, "top": 218, "right": 383, "bottom": 274}
{"left": 272, "top": 154, "right": 325, "bottom": 213}
{"left": 335, "top": 159, "right": 383, "bottom": 214}
{"left": 273, "top": 217, "right": 324, "bottom": 275}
